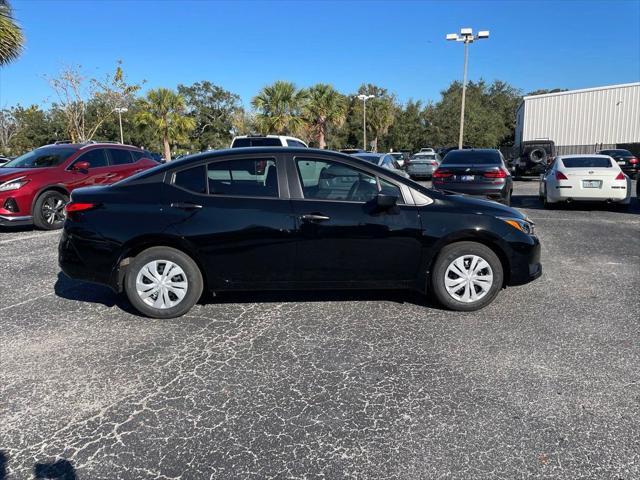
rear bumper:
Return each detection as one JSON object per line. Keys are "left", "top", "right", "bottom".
{"left": 0, "top": 214, "right": 33, "bottom": 227}
{"left": 58, "top": 228, "right": 121, "bottom": 291}
{"left": 547, "top": 185, "right": 629, "bottom": 202}
{"left": 433, "top": 182, "right": 510, "bottom": 201}
{"left": 407, "top": 164, "right": 436, "bottom": 177}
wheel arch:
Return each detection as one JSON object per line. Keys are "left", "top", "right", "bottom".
{"left": 424, "top": 231, "right": 512, "bottom": 289}
{"left": 30, "top": 184, "right": 71, "bottom": 213}
{"left": 112, "top": 234, "right": 210, "bottom": 293}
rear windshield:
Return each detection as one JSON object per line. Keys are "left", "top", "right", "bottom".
{"left": 441, "top": 150, "right": 500, "bottom": 165}
{"left": 354, "top": 154, "right": 380, "bottom": 164}
{"left": 3, "top": 147, "right": 76, "bottom": 168}
{"left": 412, "top": 153, "right": 436, "bottom": 159}
{"left": 562, "top": 157, "right": 612, "bottom": 168}
{"left": 232, "top": 138, "right": 283, "bottom": 147}
{"left": 600, "top": 149, "right": 632, "bottom": 157}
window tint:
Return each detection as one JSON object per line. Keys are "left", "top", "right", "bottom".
{"left": 75, "top": 149, "right": 108, "bottom": 168}
{"left": 4, "top": 147, "right": 76, "bottom": 168}
{"left": 131, "top": 150, "right": 145, "bottom": 161}
{"left": 233, "top": 137, "right": 283, "bottom": 147}
{"left": 379, "top": 177, "right": 402, "bottom": 198}
{"left": 174, "top": 165, "right": 207, "bottom": 194}
{"left": 296, "top": 158, "right": 378, "bottom": 202}
{"left": 562, "top": 157, "right": 612, "bottom": 168}
{"left": 286, "top": 139, "right": 306, "bottom": 147}
{"left": 601, "top": 149, "right": 632, "bottom": 157}
{"left": 381, "top": 155, "right": 395, "bottom": 168}
{"left": 354, "top": 154, "right": 380, "bottom": 164}
{"left": 108, "top": 149, "right": 134, "bottom": 165}
{"left": 207, "top": 158, "right": 278, "bottom": 197}
{"left": 441, "top": 150, "right": 501, "bottom": 165}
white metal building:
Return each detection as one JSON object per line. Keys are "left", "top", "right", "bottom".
{"left": 515, "top": 82, "right": 640, "bottom": 153}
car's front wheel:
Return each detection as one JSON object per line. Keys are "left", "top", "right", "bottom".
{"left": 431, "top": 242, "right": 503, "bottom": 311}
{"left": 33, "top": 190, "right": 69, "bottom": 230}
{"left": 125, "top": 246, "right": 203, "bottom": 319}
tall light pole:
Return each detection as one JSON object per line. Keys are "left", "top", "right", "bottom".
{"left": 357, "top": 94, "right": 375, "bottom": 150}
{"left": 114, "top": 107, "right": 128, "bottom": 144}
{"left": 446, "top": 28, "right": 490, "bottom": 149}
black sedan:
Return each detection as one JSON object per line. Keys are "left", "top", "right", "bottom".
{"left": 432, "top": 149, "right": 514, "bottom": 205}
{"left": 597, "top": 149, "right": 638, "bottom": 177}
{"left": 59, "top": 148, "right": 541, "bottom": 318}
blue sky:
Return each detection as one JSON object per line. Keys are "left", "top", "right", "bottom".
{"left": 1, "top": 0, "right": 639, "bottom": 109}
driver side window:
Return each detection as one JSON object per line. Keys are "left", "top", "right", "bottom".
{"left": 72, "top": 149, "right": 108, "bottom": 168}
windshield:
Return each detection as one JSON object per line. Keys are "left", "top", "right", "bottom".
{"left": 354, "top": 154, "right": 380, "bottom": 164}
{"left": 441, "top": 151, "right": 500, "bottom": 165}
{"left": 562, "top": 157, "right": 612, "bottom": 168}
{"left": 3, "top": 147, "right": 76, "bottom": 168}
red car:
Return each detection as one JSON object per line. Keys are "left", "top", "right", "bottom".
{"left": 0, "top": 143, "right": 159, "bottom": 229}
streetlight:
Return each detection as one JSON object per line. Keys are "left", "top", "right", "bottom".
{"left": 446, "top": 28, "right": 490, "bottom": 149}
{"left": 356, "top": 94, "right": 375, "bottom": 151}
{"left": 114, "top": 107, "right": 128, "bottom": 144}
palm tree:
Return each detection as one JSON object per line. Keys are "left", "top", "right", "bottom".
{"left": 0, "top": 0, "right": 24, "bottom": 66}
{"left": 252, "top": 81, "right": 307, "bottom": 136}
{"left": 135, "top": 88, "right": 195, "bottom": 160}
{"left": 303, "top": 84, "right": 346, "bottom": 149}
{"left": 367, "top": 97, "right": 395, "bottom": 152}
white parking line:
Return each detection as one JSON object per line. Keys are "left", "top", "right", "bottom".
{"left": 0, "top": 230, "right": 60, "bottom": 244}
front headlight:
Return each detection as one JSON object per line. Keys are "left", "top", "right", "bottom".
{"left": 0, "top": 176, "right": 29, "bottom": 192}
{"left": 498, "top": 216, "right": 535, "bottom": 235}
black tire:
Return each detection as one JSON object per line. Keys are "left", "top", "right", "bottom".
{"left": 33, "top": 190, "right": 69, "bottom": 230}
{"left": 430, "top": 241, "right": 503, "bottom": 312}
{"left": 502, "top": 190, "right": 512, "bottom": 206}
{"left": 125, "top": 246, "right": 203, "bottom": 319}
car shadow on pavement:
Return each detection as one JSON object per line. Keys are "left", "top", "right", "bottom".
{"left": 54, "top": 272, "right": 142, "bottom": 316}
{"left": 512, "top": 194, "right": 640, "bottom": 214}
{"left": 0, "top": 451, "right": 77, "bottom": 480}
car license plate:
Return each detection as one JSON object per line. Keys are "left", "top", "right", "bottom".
{"left": 460, "top": 175, "right": 475, "bottom": 181}
{"left": 582, "top": 180, "right": 602, "bottom": 188}
{"left": 617, "top": 160, "right": 626, "bottom": 165}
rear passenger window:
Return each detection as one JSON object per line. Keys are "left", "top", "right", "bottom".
{"left": 108, "top": 149, "right": 134, "bottom": 165}
{"left": 174, "top": 165, "right": 207, "bottom": 194}
{"left": 131, "top": 151, "right": 145, "bottom": 161}
{"left": 207, "top": 159, "right": 278, "bottom": 197}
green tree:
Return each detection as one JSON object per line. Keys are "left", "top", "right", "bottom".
{"left": 252, "top": 81, "right": 308, "bottom": 136}
{"left": 5, "top": 105, "right": 66, "bottom": 155}
{"left": 0, "top": 0, "right": 23, "bottom": 66}
{"left": 177, "top": 81, "right": 242, "bottom": 150}
{"left": 302, "top": 84, "right": 346, "bottom": 149}
{"left": 386, "top": 99, "right": 431, "bottom": 152}
{"left": 135, "top": 88, "right": 195, "bottom": 160}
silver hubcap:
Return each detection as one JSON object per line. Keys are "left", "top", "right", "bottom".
{"left": 444, "top": 255, "right": 493, "bottom": 303}
{"left": 135, "top": 260, "right": 188, "bottom": 309}
{"left": 42, "top": 197, "right": 66, "bottom": 224}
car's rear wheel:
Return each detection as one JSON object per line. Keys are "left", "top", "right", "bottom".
{"left": 125, "top": 246, "right": 203, "bottom": 319}
{"left": 431, "top": 242, "right": 503, "bottom": 311}
{"left": 33, "top": 190, "right": 68, "bottom": 230}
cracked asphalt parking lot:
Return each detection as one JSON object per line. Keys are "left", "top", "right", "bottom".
{"left": 0, "top": 180, "right": 638, "bottom": 479}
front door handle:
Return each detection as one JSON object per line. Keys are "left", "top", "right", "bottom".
{"left": 171, "top": 202, "right": 203, "bottom": 210}
{"left": 300, "top": 214, "right": 330, "bottom": 223}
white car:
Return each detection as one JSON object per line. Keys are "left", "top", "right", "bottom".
{"left": 230, "top": 135, "right": 308, "bottom": 148}
{"left": 539, "top": 154, "right": 631, "bottom": 208}
{"left": 419, "top": 147, "right": 435, "bottom": 153}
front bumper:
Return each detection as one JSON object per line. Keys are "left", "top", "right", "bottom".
{"left": 508, "top": 235, "right": 542, "bottom": 286}
{"left": 0, "top": 214, "right": 33, "bottom": 227}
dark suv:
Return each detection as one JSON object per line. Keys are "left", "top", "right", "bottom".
{"left": 596, "top": 149, "right": 638, "bottom": 176}
{"left": 512, "top": 140, "right": 556, "bottom": 177}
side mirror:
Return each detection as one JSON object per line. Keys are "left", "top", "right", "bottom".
{"left": 73, "top": 161, "right": 90, "bottom": 172}
{"left": 375, "top": 193, "right": 398, "bottom": 209}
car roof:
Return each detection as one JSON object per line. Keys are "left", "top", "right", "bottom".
{"left": 39, "top": 142, "right": 141, "bottom": 150}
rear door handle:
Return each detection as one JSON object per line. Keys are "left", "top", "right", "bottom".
{"left": 171, "top": 202, "right": 203, "bottom": 210}
{"left": 300, "top": 214, "right": 330, "bottom": 222}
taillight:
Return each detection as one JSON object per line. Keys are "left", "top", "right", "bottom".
{"left": 65, "top": 202, "right": 96, "bottom": 213}
{"left": 615, "top": 172, "right": 625, "bottom": 180}
{"left": 432, "top": 169, "right": 453, "bottom": 179}
{"left": 555, "top": 171, "right": 568, "bottom": 180}
{"left": 483, "top": 168, "right": 508, "bottom": 178}
{"left": 630, "top": 157, "right": 638, "bottom": 165}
